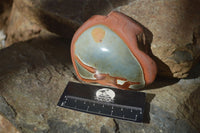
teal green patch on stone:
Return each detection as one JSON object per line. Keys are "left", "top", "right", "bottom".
{"left": 75, "top": 60, "right": 95, "bottom": 80}
{"left": 75, "top": 24, "right": 145, "bottom": 89}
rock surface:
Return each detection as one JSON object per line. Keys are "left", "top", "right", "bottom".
{"left": 11, "top": 0, "right": 132, "bottom": 41}
{"left": 0, "top": 32, "right": 199, "bottom": 133}
{"left": 3, "top": 0, "right": 200, "bottom": 78}
{"left": 0, "top": 30, "right": 6, "bottom": 49}
{"left": 0, "top": 0, "right": 13, "bottom": 30}
{"left": 0, "top": 0, "right": 12, "bottom": 49}
{"left": 5, "top": 1, "right": 42, "bottom": 47}
{"left": 4, "top": 0, "right": 133, "bottom": 48}
{"left": 0, "top": 1, "right": 200, "bottom": 132}
{"left": 118, "top": 0, "right": 200, "bottom": 78}
{"left": 0, "top": 114, "right": 20, "bottom": 133}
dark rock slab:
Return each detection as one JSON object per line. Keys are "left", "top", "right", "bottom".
{"left": 0, "top": 31, "right": 199, "bottom": 132}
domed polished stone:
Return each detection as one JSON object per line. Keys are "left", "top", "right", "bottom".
{"left": 71, "top": 11, "right": 157, "bottom": 90}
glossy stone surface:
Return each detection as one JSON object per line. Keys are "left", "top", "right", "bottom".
{"left": 71, "top": 11, "right": 157, "bottom": 90}
{"left": 0, "top": 31, "right": 199, "bottom": 132}
{"left": 75, "top": 24, "right": 145, "bottom": 89}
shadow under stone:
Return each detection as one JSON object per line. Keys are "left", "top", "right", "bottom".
{"left": 125, "top": 17, "right": 179, "bottom": 90}
{"left": 185, "top": 61, "right": 200, "bottom": 79}
{"left": 143, "top": 76, "right": 180, "bottom": 90}
{"left": 143, "top": 93, "right": 155, "bottom": 123}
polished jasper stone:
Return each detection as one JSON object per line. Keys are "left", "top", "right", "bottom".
{"left": 71, "top": 11, "right": 157, "bottom": 90}
{"left": 75, "top": 24, "right": 145, "bottom": 89}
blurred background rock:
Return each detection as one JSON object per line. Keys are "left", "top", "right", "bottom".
{"left": 0, "top": 0, "right": 199, "bottom": 132}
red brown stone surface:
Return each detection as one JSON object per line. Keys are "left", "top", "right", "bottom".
{"left": 2, "top": 0, "right": 199, "bottom": 78}
{"left": 0, "top": 1, "right": 200, "bottom": 131}
{"left": 118, "top": 0, "right": 200, "bottom": 78}
{"left": 0, "top": 31, "right": 199, "bottom": 133}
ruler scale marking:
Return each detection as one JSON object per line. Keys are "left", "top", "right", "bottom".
{"left": 58, "top": 82, "right": 146, "bottom": 122}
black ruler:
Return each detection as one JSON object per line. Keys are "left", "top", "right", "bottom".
{"left": 57, "top": 82, "right": 146, "bottom": 122}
